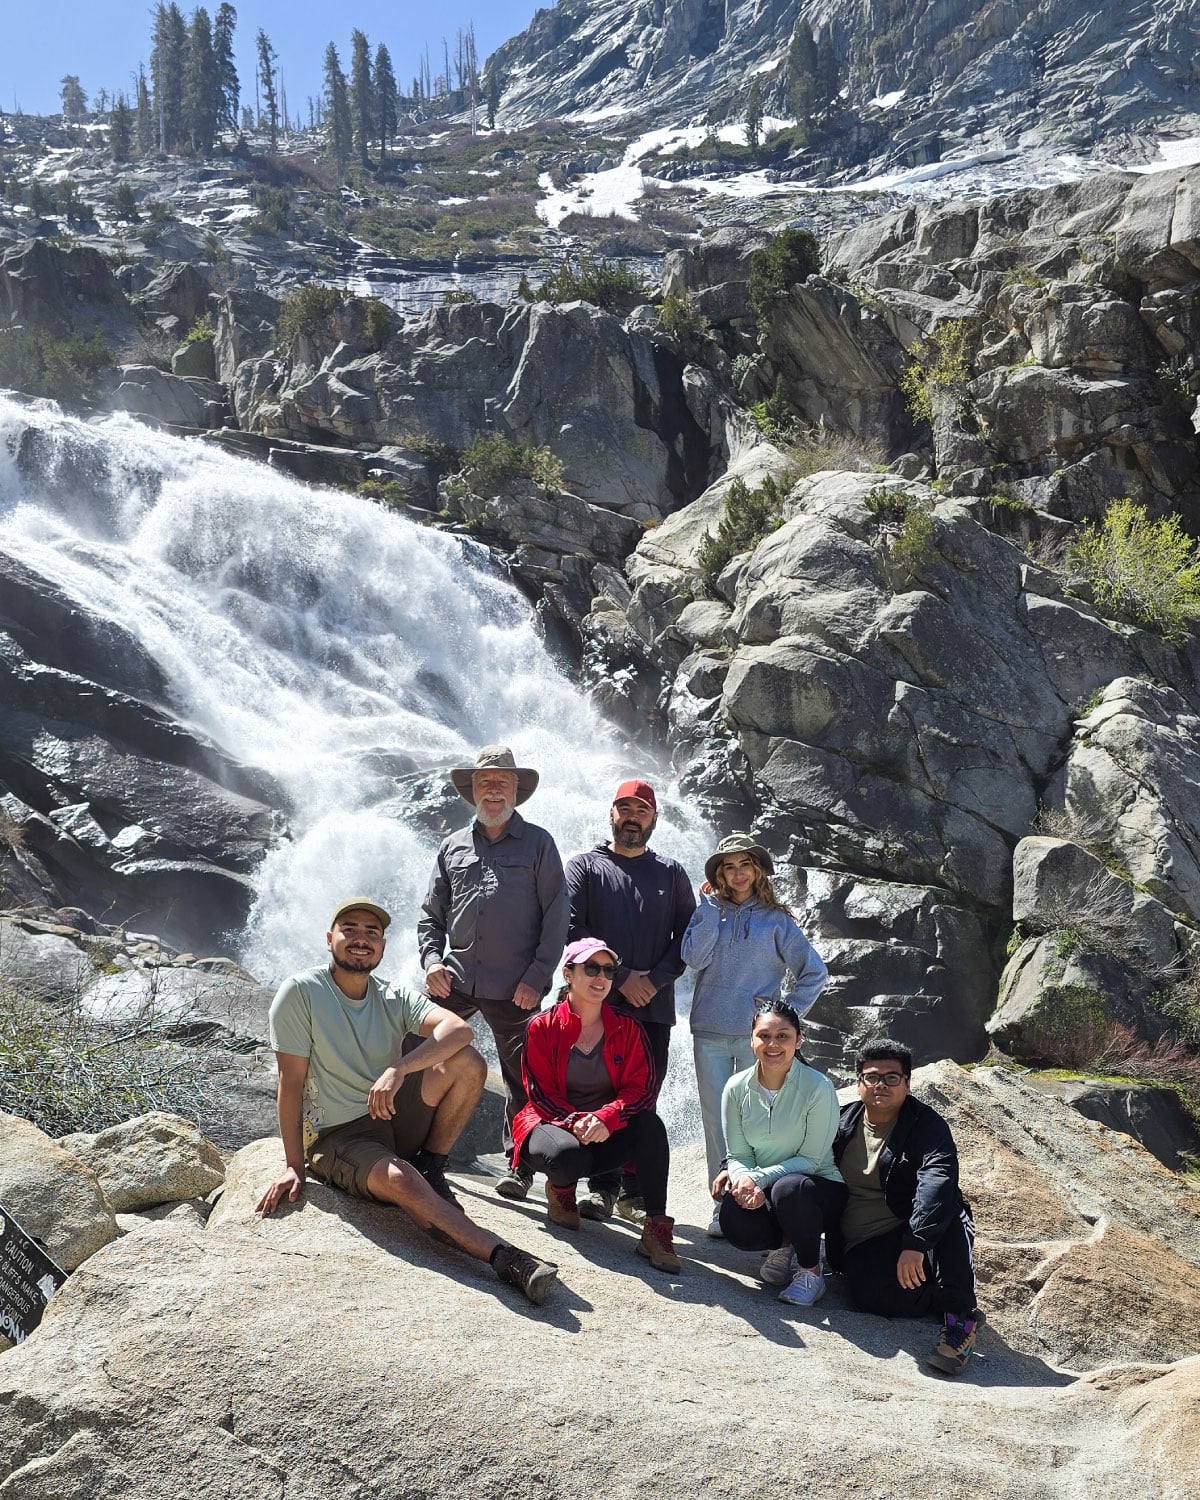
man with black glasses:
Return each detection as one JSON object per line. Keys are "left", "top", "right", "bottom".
{"left": 826, "top": 1039, "right": 981, "bottom": 1376}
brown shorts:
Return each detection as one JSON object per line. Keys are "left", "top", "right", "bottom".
{"left": 306, "top": 1069, "right": 435, "bottom": 1199}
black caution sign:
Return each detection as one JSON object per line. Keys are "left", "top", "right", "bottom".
{"left": 0, "top": 1201, "right": 67, "bottom": 1345}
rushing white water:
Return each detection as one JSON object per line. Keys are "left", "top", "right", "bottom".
{"left": 0, "top": 394, "right": 712, "bottom": 1135}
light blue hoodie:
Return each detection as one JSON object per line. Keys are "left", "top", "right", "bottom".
{"left": 682, "top": 893, "right": 827, "bottom": 1038}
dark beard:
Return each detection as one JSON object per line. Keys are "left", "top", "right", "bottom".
{"left": 331, "top": 952, "right": 380, "bottom": 975}
{"left": 613, "top": 820, "right": 649, "bottom": 850}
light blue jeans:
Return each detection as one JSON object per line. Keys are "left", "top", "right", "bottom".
{"left": 692, "top": 1032, "right": 756, "bottom": 1188}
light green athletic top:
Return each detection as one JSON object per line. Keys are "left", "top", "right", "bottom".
{"left": 268, "top": 966, "right": 436, "bottom": 1132}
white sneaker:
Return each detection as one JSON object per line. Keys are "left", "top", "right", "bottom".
{"left": 778, "top": 1267, "right": 826, "bottom": 1306}
{"left": 706, "top": 1209, "right": 724, "bottom": 1239}
{"left": 759, "top": 1246, "right": 795, "bottom": 1287}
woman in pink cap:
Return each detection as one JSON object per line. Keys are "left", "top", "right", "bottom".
{"left": 510, "top": 938, "right": 681, "bottom": 1273}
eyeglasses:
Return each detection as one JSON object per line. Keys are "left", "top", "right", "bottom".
{"left": 578, "top": 962, "right": 616, "bottom": 979}
{"left": 858, "top": 1071, "right": 906, "bottom": 1088}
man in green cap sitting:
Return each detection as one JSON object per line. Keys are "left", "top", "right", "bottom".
{"left": 257, "top": 898, "right": 559, "bottom": 1306}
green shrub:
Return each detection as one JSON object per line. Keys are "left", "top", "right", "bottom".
{"left": 460, "top": 433, "right": 565, "bottom": 497}
{"left": 888, "top": 506, "right": 937, "bottom": 574}
{"left": 534, "top": 253, "right": 648, "bottom": 313}
{"left": 357, "top": 478, "right": 413, "bottom": 509}
{"left": 1067, "top": 498, "right": 1200, "bottom": 646}
{"left": 184, "top": 312, "right": 215, "bottom": 344}
{"left": 864, "top": 483, "right": 920, "bottom": 522}
{"left": 898, "top": 319, "right": 973, "bottom": 423}
{"left": 658, "top": 292, "right": 706, "bottom": 340}
{"left": 356, "top": 296, "right": 392, "bottom": 351}
{"left": 748, "top": 375, "right": 796, "bottom": 441}
{"left": 442, "top": 288, "right": 479, "bottom": 306}
{"left": 748, "top": 228, "right": 821, "bottom": 333}
{"left": 245, "top": 185, "right": 293, "bottom": 236}
{"left": 697, "top": 472, "right": 789, "bottom": 592}
{"left": 276, "top": 284, "right": 346, "bottom": 347}
{"left": 0, "top": 326, "right": 112, "bottom": 404}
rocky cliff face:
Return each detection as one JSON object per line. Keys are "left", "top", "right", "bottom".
{"left": 493, "top": 0, "right": 1200, "bottom": 177}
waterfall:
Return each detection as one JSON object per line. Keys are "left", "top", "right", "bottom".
{"left": 0, "top": 395, "right": 712, "bottom": 1137}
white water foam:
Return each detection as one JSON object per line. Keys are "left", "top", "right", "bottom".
{"left": 0, "top": 395, "right": 713, "bottom": 1137}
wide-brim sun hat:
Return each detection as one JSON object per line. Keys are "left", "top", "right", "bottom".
{"left": 704, "top": 833, "right": 774, "bottom": 887}
{"left": 449, "top": 743, "right": 539, "bottom": 805}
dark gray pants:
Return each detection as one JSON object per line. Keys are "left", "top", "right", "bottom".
{"left": 443, "top": 986, "right": 531, "bottom": 1155}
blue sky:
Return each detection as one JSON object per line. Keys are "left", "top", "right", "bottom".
{"left": 4, "top": 2, "right": 545, "bottom": 118}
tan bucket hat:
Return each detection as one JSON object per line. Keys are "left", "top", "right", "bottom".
{"left": 449, "top": 743, "right": 539, "bottom": 805}
{"left": 704, "top": 832, "right": 774, "bottom": 886}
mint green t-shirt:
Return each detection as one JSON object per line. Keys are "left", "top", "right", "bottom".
{"left": 268, "top": 966, "right": 436, "bottom": 1132}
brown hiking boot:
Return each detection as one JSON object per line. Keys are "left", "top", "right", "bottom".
{"left": 637, "top": 1214, "right": 682, "bottom": 1273}
{"left": 493, "top": 1245, "right": 558, "bottom": 1307}
{"left": 545, "top": 1179, "right": 581, "bottom": 1230}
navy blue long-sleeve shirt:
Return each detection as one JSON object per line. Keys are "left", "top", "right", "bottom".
{"left": 564, "top": 842, "right": 697, "bottom": 1028}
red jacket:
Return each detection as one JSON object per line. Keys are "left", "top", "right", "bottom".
{"left": 511, "top": 999, "right": 657, "bottom": 1168}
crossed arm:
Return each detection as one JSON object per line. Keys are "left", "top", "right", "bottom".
{"left": 255, "top": 1007, "right": 474, "bottom": 1216}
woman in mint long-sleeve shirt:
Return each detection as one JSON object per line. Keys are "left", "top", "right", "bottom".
{"left": 681, "top": 833, "right": 827, "bottom": 1234}
{"left": 717, "top": 999, "right": 845, "bottom": 1308}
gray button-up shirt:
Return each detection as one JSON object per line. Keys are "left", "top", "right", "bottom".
{"left": 417, "top": 810, "right": 569, "bottom": 1002}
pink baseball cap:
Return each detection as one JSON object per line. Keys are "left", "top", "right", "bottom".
{"left": 563, "top": 937, "right": 621, "bottom": 966}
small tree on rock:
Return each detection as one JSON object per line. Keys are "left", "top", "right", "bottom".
{"left": 745, "top": 77, "right": 764, "bottom": 151}
{"left": 748, "top": 228, "right": 822, "bottom": 334}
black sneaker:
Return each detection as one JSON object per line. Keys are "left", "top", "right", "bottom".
{"left": 414, "top": 1157, "right": 460, "bottom": 1209}
{"left": 496, "top": 1166, "right": 533, "bottom": 1201}
{"left": 494, "top": 1245, "right": 558, "bottom": 1306}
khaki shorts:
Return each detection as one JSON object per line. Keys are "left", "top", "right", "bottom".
{"left": 306, "top": 1069, "right": 435, "bottom": 1199}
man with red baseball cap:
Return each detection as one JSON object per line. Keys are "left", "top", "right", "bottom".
{"left": 564, "top": 777, "right": 696, "bottom": 1223}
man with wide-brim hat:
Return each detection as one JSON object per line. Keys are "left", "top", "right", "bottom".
{"left": 419, "top": 743, "right": 569, "bottom": 1198}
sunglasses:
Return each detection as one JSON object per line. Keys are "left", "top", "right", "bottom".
{"left": 572, "top": 961, "right": 616, "bottom": 979}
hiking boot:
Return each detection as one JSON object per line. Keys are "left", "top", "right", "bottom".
{"left": 496, "top": 1166, "right": 533, "bottom": 1201}
{"left": 778, "top": 1267, "right": 826, "bottom": 1306}
{"left": 578, "top": 1186, "right": 618, "bottom": 1221}
{"left": 616, "top": 1193, "right": 646, "bottom": 1226}
{"left": 926, "top": 1312, "right": 978, "bottom": 1376}
{"left": 706, "top": 1208, "right": 724, "bottom": 1239}
{"left": 411, "top": 1150, "right": 460, "bottom": 1209}
{"left": 637, "top": 1214, "right": 682, "bottom": 1274}
{"left": 493, "top": 1245, "right": 558, "bottom": 1307}
{"left": 545, "top": 1179, "right": 581, "bottom": 1231}
{"left": 759, "top": 1245, "right": 796, "bottom": 1287}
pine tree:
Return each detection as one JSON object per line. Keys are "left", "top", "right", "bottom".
{"left": 374, "top": 44, "right": 398, "bottom": 164}
{"left": 787, "top": 20, "right": 817, "bottom": 134}
{"left": 745, "top": 76, "right": 763, "bottom": 151}
{"left": 110, "top": 93, "right": 134, "bottom": 160}
{"left": 323, "top": 42, "right": 352, "bottom": 177}
{"left": 135, "top": 67, "right": 153, "bottom": 153}
{"left": 256, "top": 29, "right": 278, "bottom": 150}
{"left": 816, "top": 30, "right": 839, "bottom": 116}
{"left": 350, "top": 30, "right": 373, "bottom": 170}
{"left": 150, "top": 3, "right": 187, "bottom": 151}
{"left": 184, "top": 7, "right": 220, "bottom": 156}
{"left": 485, "top": 70, "right": 501, "bottom": 129}
{"left": 213, "top": 3, "right": 239, "bottom": 130}
{"left": 60, "top": 75, "right": 87, "bottom": 134}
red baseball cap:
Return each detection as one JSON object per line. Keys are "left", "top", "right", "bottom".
{"left": 613, "top": 779, "right": 656, "bottom": 810}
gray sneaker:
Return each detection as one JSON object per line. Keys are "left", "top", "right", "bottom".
{"left": 615, "top": 1193, "right": 646, "bottom": 1226}
{"left": 493, "top": 1245, "right": 558, "bottom": 1306}
{"left": 778, "top": 1267, "right": 826, "bottom": 1306}
{"left": 496, "top": 1166, "right": 533, "bottom": 1201}
{"left": 759, "top": 1246, "right": 795, "bottom": 1287}
{"left": 578, "top": 1187, "right": 618, "bottom": 1221}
